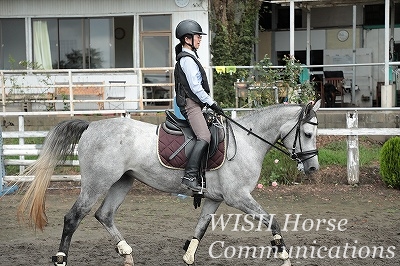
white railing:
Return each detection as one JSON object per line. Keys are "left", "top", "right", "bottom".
{"left": 3, "top": 62, "right": 400, "bottom": 114}
{"left": 0, "top": 68, "right": 176, "bottom": 114}
{"left": 2, "top": 110, "right": 400, "bottom": 186}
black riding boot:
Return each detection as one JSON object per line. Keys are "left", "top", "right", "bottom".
{"left": 181, "top": 139, "right": 209, "bottom": 192}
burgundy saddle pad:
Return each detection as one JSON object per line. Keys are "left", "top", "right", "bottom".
{"left": 157, "top": 124, "right": 226, "bottom": 171}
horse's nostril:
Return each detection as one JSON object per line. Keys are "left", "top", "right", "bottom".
{"left": 309, "top": 167, "right": 317, "bottom": 172}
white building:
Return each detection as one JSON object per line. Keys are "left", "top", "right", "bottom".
{"left": 260, "top": 0, "right": 400, "bottom": 107}
{"left": 0, "top": 0, "right": 210, "bottom": 111}
{"left": 0, "top": 0, "right": 399, "bottom": 110}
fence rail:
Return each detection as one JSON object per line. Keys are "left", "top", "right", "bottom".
{"left": 317, "top": 128, "right": 400, "bottom": 135}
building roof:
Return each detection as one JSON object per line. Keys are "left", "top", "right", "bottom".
{"left": 269, "top": 0, "right": 400, "bottom": 9}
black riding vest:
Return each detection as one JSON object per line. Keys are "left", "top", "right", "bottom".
{"left": 174, "top": 51, "right": 210, "bottom": 108}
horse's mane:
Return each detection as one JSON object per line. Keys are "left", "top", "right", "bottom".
{"left": 235, "top": 103, "right": 303, "bottom": 122}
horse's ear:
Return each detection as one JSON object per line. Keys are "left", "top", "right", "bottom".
{"left": 312, "top": 99, "right": 321, "bottom": 112}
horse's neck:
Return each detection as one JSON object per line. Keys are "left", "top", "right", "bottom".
{"left": 233, "top": 106, "right": 299, "bottom": 155}
{"left": 237, "top": 105, "right": 299, "bottom": 139}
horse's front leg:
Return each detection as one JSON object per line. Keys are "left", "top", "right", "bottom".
{"left": 257, "top": 211, "right": 291, "bottom": 266}
{"left": 183, "top": 198, "right": 222, "bottom": 265}
{"left": 225, "top": 192, "right": 291, "bottom": 266}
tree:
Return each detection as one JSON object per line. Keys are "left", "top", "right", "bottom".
{"left": 210, "top": 0, "right": 261, "bottom": 107}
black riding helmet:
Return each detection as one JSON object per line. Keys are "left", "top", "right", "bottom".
{"left": 175, "top": 19, "right": 207, "bottom": 40}
{"left": 175, "top": 19, "right": 206, "bottom": 58}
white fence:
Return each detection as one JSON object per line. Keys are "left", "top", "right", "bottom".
{"left": 1, "top": 110, "right": 400, "bottom": 187}
{"left": 318, "top": 111, "right": 399, "bottom": 185}
{"left": 1, "top": 68, "right": 177, "bottom": 113}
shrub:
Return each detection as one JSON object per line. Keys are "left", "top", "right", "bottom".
{"left": 379, "top": 136, "right": 400, "bottom": 189}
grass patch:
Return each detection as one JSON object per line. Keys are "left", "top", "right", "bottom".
{"left": 318, "top": 141, "right": 348, "bottom": 166}
{"left": 259, "top": 137, "right": 382, "bottom": 186}
{"left": 318, "top": 138, "right": 381, "bottom": 167}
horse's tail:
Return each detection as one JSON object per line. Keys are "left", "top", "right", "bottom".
{"left": 17, "top": 119, "right": 90, "bottom": 230}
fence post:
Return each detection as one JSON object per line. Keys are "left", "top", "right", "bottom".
{"left": 0, "top": 122, "right": 18, "bottom": 196}
{"left": 68, "top": 70, "right": 74, "bottom": 116}
{"left": 231, "top": 110, "right": 237, "bottom": 119}
{"left": 19, "top": 115, "right": 25, "bottom": 174}
{"left": 0, "top": 122, "right": 4, "bottom": 193}
{"left": 347, "top": 111, "right": 359, "bottom": 185}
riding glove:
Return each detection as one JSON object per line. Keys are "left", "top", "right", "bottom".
{"left": 210, "top": 102, "right": 224, "bottom": 115}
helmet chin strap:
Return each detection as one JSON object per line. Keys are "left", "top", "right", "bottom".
{"left": 184, "top": 38, "right": 199, "bottom": 58}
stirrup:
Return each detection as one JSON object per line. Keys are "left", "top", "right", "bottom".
{"left": 181, "top": 176, "right": 203, "bottom": 192}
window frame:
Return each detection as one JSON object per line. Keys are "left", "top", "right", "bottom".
{"left": 139, "top": 14, "right": 173, "bottom": 109}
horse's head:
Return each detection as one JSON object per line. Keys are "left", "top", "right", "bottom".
{"left": 280, "top": 100, "right": 321, "bottom": 174}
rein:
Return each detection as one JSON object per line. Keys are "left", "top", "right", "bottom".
{"left": 220, "top": 103, "right": 318, "bottom": 164}
{"left": 222, "top": 112, "right": 290, "bottom": 157}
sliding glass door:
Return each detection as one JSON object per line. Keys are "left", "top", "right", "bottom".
{"left": 33, "top": 18, "right": 113, "bottom": 69}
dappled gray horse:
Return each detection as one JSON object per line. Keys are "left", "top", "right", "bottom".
{"left": 18, "top": 100, "right": 321, "bottom": 266}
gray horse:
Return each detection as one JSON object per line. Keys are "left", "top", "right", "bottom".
{"left": 18, "top": 100, "right": 321, "bottom": 266}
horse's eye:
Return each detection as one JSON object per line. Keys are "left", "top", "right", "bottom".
{"left": 304, "top": 132, "right": 312, "bottom": 138}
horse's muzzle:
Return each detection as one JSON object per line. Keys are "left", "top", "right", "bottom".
{"left": 304, "top": 166, "right": 319, "bottom": 175}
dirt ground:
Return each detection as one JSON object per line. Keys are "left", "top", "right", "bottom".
{"left": 0, "top": 137, "right": 399, "bottom": 266}
{"left": 0, "top": 174, "right": 399, "bottom": 266}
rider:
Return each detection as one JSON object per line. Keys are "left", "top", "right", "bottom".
{"left": 174, "top": 19, "right": 224, "bottom": 192}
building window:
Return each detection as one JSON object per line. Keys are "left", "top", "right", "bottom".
{"left": 114, "top": 16, "right": 133, "bottom": 68}
{"left": 33, "top": 18, "right": 113, "bottom": 69}
{"left": 364, "top": 4, "right": 400, "bottom": 26}
{"left": 277, "top": 50, "right": 323, "bottom": 71}
{"left": 0, "top": 19, "right": 26, "bottom": 70}
{"left": 89, "top": 18, "right": 113, "bottom": 68}
{"left": 277, "top": 7, "right": 303, "bottom": 29}
{"left": 33, "top": 20, "right": 56, "bottom": 69}
{"left": 140, "top": 15, "right": 172, "bottom": 108}
{"left": 392, "top": 42, "right": 400, "bottom": 61}
{"left": 259, "top": 2, "right": 272, "bottom": 31}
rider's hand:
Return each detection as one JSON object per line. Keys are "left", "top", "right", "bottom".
{"left": 210, "top": 102, "right": 224, "bottom": 115}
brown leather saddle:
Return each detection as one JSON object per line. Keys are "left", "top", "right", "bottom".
{"left": 157, "top": 110, "right": 226, "bottom": 170}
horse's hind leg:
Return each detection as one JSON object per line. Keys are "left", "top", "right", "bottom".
{"left": 225, "top": 192, "right": 291, "bottom": 266}
{"left": 183, "top": 198, "right": 222, "bottom": 265}
{"left": 54, "top": 187, "right": 106, "bottom": 265}
{"left": 94, "top": 173, "right": 135, "bottom": 266}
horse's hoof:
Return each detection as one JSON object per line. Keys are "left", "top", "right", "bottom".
{"left": 280, "top": 259, "right": 291, "bottom": 266}
{"left": 124, "top": 254, "right": 134, "bottom": 266}
{"left": 51, "top": 252, "right": 67, "bottom": 266}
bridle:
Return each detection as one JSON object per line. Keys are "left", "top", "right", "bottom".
{"left": 220, "top": 102, "right": 318, "bottom": 165}
{"left": 279, "top": 103, "right": 319, "bottom": 164}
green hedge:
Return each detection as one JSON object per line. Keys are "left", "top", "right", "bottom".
{"left": 379, "top": 136, "right": 400, "bottom": 189}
